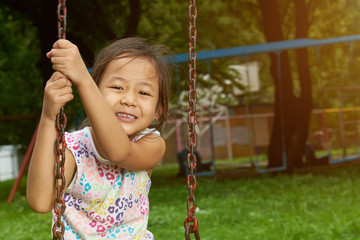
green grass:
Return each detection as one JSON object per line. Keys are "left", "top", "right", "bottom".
{"left": 212, "top": 147, "right": 360, "bottom": 166}
{"left": 2, "top": 163, "right": 360, "bottom": 239}
{"left": 0, "top": 177, "right": 52, "bottom": 239}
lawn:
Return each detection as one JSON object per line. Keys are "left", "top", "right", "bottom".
{"left": 1, "top": 162, "right": 360, "bottom": 239}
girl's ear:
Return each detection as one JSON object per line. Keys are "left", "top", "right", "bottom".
{"left": 154, "top": 105, "right": 162, "bottom": 120}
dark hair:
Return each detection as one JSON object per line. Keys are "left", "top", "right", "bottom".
{"left": 82, "top": 37, "right": 172, "bottom": 131}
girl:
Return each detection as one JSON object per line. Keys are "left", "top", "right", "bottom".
{"left": 26, "top": 37, "right": 172, "bottom": 239}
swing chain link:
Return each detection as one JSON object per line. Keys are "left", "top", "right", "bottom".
{"left": 57, "top": 0, "right": 67, "bottom": 39}
{"left": 185, "top": 0, "right": 200, "bottom": 240}
{"left": 53, "top": 107, "right": 67, "bottom": 240}
{"left": 53, "top": 1, "right": 67, "bottom": 239}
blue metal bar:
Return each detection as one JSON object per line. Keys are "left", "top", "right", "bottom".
{"left": 329, "top": 155, "right": 360, "bottom": 164}
{"left": 195, "top": 170, "right": 216, "bottom": 177}
{"left": 257, "top": 165, "right": 287, "bottom": 174}
{"left": 171, "top": 34, "right": 360, "bottom": 63}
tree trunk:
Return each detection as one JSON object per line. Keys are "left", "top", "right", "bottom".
{"left": 292, "top": 0, "right": 313, "bottom": 167}
{"left": 258, "top": 0, "right": 312, "bottom": 171}
{"left": 123, "top": 0, "right": 141, "bottom": 38}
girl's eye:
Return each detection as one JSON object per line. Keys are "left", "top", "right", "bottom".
{"left": 139, "top": 91, "right": 150, "bottom": 96}
{"left": 112, "top": 86, "right": 123, "bottom": 90}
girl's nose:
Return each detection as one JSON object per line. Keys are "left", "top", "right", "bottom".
{"left": 120, "top": 93, "right": 136, "bottom": 107}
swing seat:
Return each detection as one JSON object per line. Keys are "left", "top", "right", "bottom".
{"left": 177, "top": 149, "right": 212, "bottom": 176}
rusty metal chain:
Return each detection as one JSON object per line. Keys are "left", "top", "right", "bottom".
{"left": 52, "top": 1, "right": 67, "bottom": 239}
{"left": 185, "top": 0, "right": 200, "bottom": 240}
{"left": 57, "top": 0, "right": 67, "bottom": 39}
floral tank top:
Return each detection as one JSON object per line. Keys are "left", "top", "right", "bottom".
{"left": 52, "top": 127, "right": 158, "bottom": 239}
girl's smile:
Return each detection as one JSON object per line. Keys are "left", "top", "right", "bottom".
{"left": 116, "top": 112, "right": 137, "bottom": 121}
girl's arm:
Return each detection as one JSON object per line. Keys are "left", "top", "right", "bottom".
{"left": 47, "top": 39, "right": 165, "bottom": 170}
{"left": 26, "top": 72, "right": 76, "bottom": 213}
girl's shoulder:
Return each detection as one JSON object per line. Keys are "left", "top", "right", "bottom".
{"left": 132, "top": 128, "right": 160, "bottom": 142}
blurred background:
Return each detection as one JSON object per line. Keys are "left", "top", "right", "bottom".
{"left": 2, "top": 0, "right": 360, "bottom": 177}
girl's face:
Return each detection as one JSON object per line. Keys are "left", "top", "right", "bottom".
{"left": 98, "top": 56, "right": 161, "bottom": 139}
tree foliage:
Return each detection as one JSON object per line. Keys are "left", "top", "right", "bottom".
{"left": 0, "top": 5, "right": 42, "bottom": 145}
{"left": 1, "top": 0, "right": 360, "bottom": 161}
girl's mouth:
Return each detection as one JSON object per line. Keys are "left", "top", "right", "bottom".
{"left": 116, "top": 112, "right": 136, "bottom": 120}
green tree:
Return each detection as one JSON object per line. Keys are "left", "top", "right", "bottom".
{"left": 0, "top": 0, "right": 143, "bottom": 145}
{"left": 257, "top": 0, "right": 313, "bottom": 170}
{"left": 0, "top": 6, "right": 42, "bottom": 145}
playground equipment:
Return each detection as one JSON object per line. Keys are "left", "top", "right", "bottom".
{"left": 313, "top": 88, "right": 360, "bottom": 164}
{"left": 184, "top": 1, "right": 200, "bottom": 238}
{"left": 163, "top": 87, "right": 230, "bottom": 177}
{"left": 170, "top": 34, "right": 360, "bottom": 173}
{"left": 52, "top": 1, "right": 68, "bottom": 239}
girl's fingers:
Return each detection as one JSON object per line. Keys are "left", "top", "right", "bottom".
{"left": 48, "top": 72, "right": 64, "bottom": 82}
{"left": 57, "top": 87, "right": 73, "bottom": 99}
{"left": 47, "top": 72, "right": 72, "bottom": 89}
{"left": 51, "top": 63, "right": 64, "bottom": 73}
{"left": 47, "top": 39, "right": 87, "bottom": 86}
{"left": 52, "top": 79, "right": 71, "bottom": 89}
{"left": 47, "top": 47, "right": 72, "bottom": 61}
{"left": 45, "top": 83, "right": 73, "bottom": 107}
{"left": 46, "top": 47, "right": 67, "bottom": 59}
{"left": 49, "top": 48, "right": 71, "bottom": 57}
{"left": 53, "top": 39, "right": 72, "bottom": 49}
{"left": 50, "top": 71, "right": 66, "bottom": 79}
{"left": 65, "top": 79, "right": 72, "bottom": 87}
{"left": 59, "top": 93, "right": 74, "bottom": 104}
{"left": 46, "top": 80, "right": 72, "bottom": 93}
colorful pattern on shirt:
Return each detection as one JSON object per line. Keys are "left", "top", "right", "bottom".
{"left": 53, "top": 127, "right": 155, "bottom": 239}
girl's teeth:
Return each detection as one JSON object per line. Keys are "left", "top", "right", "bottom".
{"left": 117, "top": 113, "right": 135, "bottom": 119}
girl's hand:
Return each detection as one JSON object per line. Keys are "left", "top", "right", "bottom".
{"left": 46, "top": 39, "right": 90, "bottom": 87}
{"left": 42, "top": 71, "right": 73, "bottom": 121}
